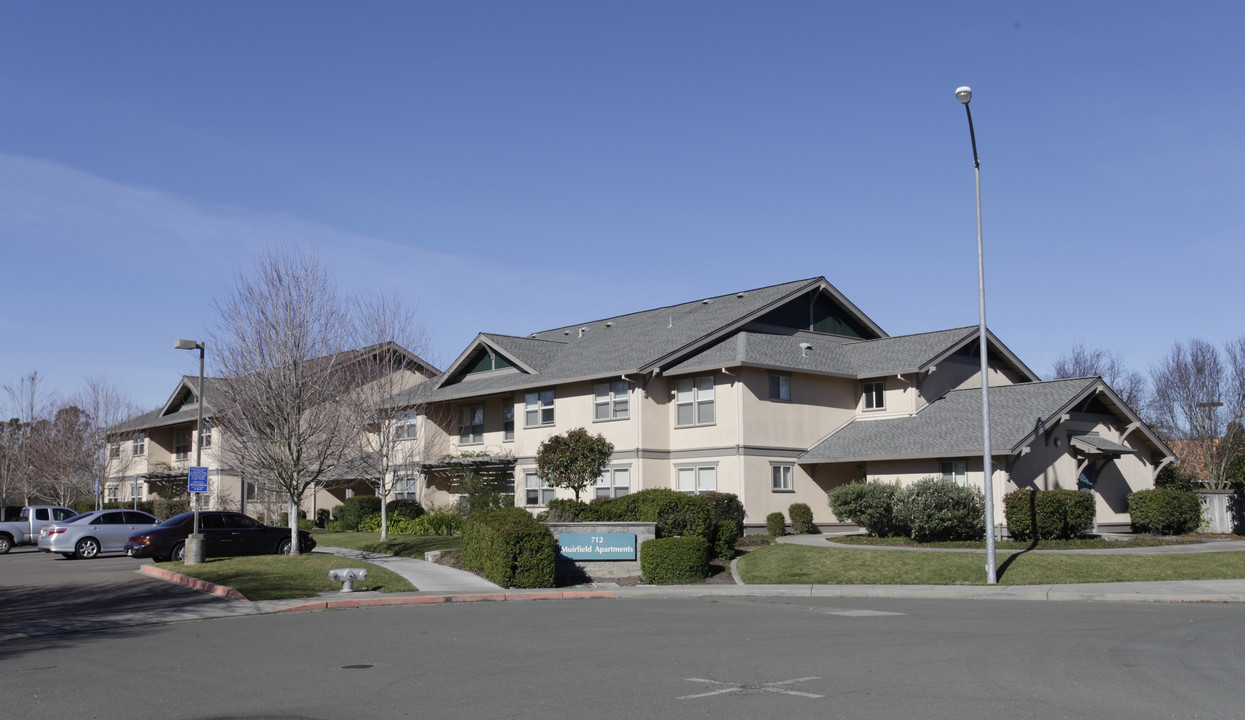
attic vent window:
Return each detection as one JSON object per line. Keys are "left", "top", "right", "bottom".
{"left": 702, "top": 299, "right": 713, "bottom": 305}
{"left": 605, "top": 322, "right": 614, "bottom": 328}
{"left": 737, "top": 293, "right": 746, "bottom": 299}
{"left": 798, "top": 342, "right": 813, "bottom": 357}
{"left": 564, "top": 330, "right": 571, "bottom": 336}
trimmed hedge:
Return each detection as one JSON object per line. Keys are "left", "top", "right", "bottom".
{"left": 641, "top": 536, "right": 710, "bottom": 584}
{"left": 1003, "top": 488, "right": 1095, "bottom": 541}
{"left": 1128, "top": 488, "right": 1202, "bottom": 535}
{"left": 828, "top": 481, "right": 905, "bottom": 537}
{"left": 789, "top": 503, "right": 814, "bottom": 534}
{"left": 331, "top": 496, "right": 383, "bottom": 530}
{"left": 892, "top": 477, "right": 984, "bottom": 542}
{"left": 544, "top": 489, "right": 741, "bottom": 559}
{"left": 461, "top": 507, "right": 556, "bottom": 588}
{"left": 711, "top": 519, "right": 740, "bottom": 561}
{"left": 766, "top": 512, "right": 786, "bottom": 536}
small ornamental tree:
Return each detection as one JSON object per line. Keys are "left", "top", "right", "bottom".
{"left": 535, "top": 427, "right": 614, "bottom": 502}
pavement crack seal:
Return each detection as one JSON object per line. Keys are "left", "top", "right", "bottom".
{"left": 3, "top": 666, "right": 58, "bottom": 674}
{"left": 678, "top": 676, "right": 824, "bottom": 700}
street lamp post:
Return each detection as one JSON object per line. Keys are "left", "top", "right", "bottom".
{"left": 175, "top": 338, "right": 206, "bottom": 565}
{"left": 956, "top": 85, "right": 998, "bottom": 584}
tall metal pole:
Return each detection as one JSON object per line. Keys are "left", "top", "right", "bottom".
{"left": 956, "top": 86, "right": 998, "bottom": 584}
{"left": 193, "top": 343, "right": 204, "bottom": 537}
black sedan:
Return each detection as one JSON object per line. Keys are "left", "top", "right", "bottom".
{"left": 124, "top": 511, "right": 316, "bottom": 562}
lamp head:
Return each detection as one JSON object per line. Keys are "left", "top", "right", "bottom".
{"left": 955, "top": 86, "right": 973, "bottom": 105}
{"left": 174, "top": 339, "right": 200, "bottom": 350}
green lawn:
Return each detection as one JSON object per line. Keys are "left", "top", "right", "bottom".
{"left": 829, "top": 535, "right": 1201, "bottom": 550}
{"left": 312, "top": 532, "right": 460, "bottom": 557}
{"left": 157, "top": 554, "right": 415, "bottom": 600}
{"left": 737, "top": 544, "right": 1245, "bottom": 586}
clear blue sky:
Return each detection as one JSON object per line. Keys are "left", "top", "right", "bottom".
{"left": 1, "top": 1, "right": 1241, "bottom": 412}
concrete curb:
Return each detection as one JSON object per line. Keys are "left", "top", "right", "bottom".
{"left": 141, "top": 564, "right": 249, "bottom": 601}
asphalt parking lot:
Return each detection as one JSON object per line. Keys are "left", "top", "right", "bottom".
{"left": 0, "top": 546, "right": 229, "bottom": 635}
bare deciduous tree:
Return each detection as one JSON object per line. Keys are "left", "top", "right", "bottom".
{"left": 2, "top": 371, "right": 53, "bottom": 508}
{"left": 74, "top": 374, "right": 144, "bottom": 505}
{"left": 1050, "top": 343, "right": 1148, "bottom": 410}
{"left": 26, "top": 403, "right": 94, "bottom": 507}
{"left": 1149, "top": 337, "right": 1245, "bottom": 489}
{"left": 210, "top": 247, "right": 360, "bottom": 555}
{"left": 348, "top": 293, "right": 436, "bottom": 540}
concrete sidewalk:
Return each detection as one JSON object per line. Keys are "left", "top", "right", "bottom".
{"left": 314, "top": 546, "right": 503, "bottom": 593}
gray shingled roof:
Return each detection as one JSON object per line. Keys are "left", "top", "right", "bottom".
{"left": 427, "top": 277, "right": 876, "bottom": 401}
{"left": 665, "top": 327, "right": 979, "bottom": 378}
{"left": 799, "top": 378, "right": 1102, "bottom": 462}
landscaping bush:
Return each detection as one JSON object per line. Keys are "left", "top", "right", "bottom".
{"left": 892, "top": 477, "right": 984, "bottom": 542}
{"left": 332, "top": 496, "right": 383, "bottom": 530}
{"left": 699, "top": 492, "right": 744, "bottom": 535}
{"left": 315, "top": 508, "right": 331, "bottom": 528}
{"left": 1155, "top": 464, "right": 1200, "bottom": 493}
{"left": 608, "top": 489, "right": 712, "bottom": 540}
{"left": 325, "top": 519, "right": 353, "bottom": 532}
{"left": 152, "top": 497, "right": 190, "bottom": 520}
{"left": 711, "top": 518, "right": 740, "bottom": 561}
{"left": 827, "top": 481, "right": 905, "bottom": 537}
{"left": 543, "top": 498, "right": 594, "bottom": 522}
{"left": 788, "top": 502, "right": 815, "bottom": 534}
{"left": 386, "top": 499, "right": 425, "bottom": 520}
{"left": 766, "top": 512, "right": 786, "bottom": 536}
{"left": 640, "top": 536, "right": 710, "bottom": 584}
{"left": 1128, "top": 488, "right": 1202, "bottom": 535}
{"left": 358, "top": 511, "right": 464, "bottom": 535}
{"left": 1003, "top": 488, "right": 1096, "bottom": 541}
{"left": 461, "top": 507, "right": 556, "bottom": 588}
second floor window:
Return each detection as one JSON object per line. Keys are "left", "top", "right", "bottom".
{"left": 863, "top": 380, "right": 885, "bottom": 411}
{"left": 395, "top": 411, "right": 419, "bottom": 440}
{"left": 108, "top": 442, "right": 121, "bottom": 459}
{"left": 502, "top": 398, "right": 514, "bottom": 441}
{"left": 675, "top": 376, "right": 715, "bottom": 427}
{"left": 174, "top": 429, "right": 191, "bottom": 460}
{"left": 132, "top": 433, "right": 146, "bottom": 457}
{"left": 594, "top": 381, "right": 629, "bottom": 421}
{"left": 769, "top": 374, "right": 791, "bottom": 401}
{"left": 458, "top": 405, "right": 483, "bottom": 444}
{"left": 524, "top": 390, "right": 555, "bottom": 427}
{"left": 198, "top": 422, "right": 213, "bottom": 449}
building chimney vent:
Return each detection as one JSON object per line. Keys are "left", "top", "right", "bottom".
{"left": 798, "top": 342, "right": 813, "bottom": 357}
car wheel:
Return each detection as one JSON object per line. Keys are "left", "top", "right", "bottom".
{"left": 171, "top": 542, "right": 186, "bottom": 562}
{"left": 75, "top": 537, "right": 102, "bottom": 559}
{"left": 276, "top": 539, "right": 292, "bottom": 555}
{"left": 0, "top": 534, "right": 11, "bottom": 554}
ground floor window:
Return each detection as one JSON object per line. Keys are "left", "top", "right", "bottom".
{"left": 525, "top": 472, "right": 555, "bottom": 507}
{"left": 676, "top": 465, "right": 717, "bottom": 495}
{"left": 771, "top": 464, "right": 794, "bottom": 492}
{"left": 940, "top": 459, "right": 967, "bottom": 487}
{"left": 394, "top": 476, "right": 418, "bottom": 501}
{"left": 595, "top": 467, "right": 631, "bottom": 499}
{"left": 105, "top": 484, "right": 119, "bottom": 503}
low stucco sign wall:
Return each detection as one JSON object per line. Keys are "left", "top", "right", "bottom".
{"left": 547, "top": 521, "right": 656, "bottom": 580}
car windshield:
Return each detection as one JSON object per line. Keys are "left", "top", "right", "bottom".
{"left": 157, "top": 512, "right": 194, "bottom": 528}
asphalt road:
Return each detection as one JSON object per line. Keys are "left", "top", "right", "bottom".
{"left": 3, "top": 596, "right": 1242, "bottom": 719}
{"left": 0, "top": 546, "right": 230, "bottom": 632}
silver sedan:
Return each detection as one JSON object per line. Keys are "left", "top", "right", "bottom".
{"left": 38, "top": 510, "right": 160, "bottom": 559}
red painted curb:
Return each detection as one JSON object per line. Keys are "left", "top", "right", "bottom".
{"left": 141, "top": 564, "right": 249, "bottom": 601}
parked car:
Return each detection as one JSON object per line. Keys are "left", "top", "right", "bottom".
{"left": 124, "top": 511, "right": 317, "bottom": 562}
{"left": 0, "top": 505, "right": 77, "bottom": 554}
{"left": 38, "top": 509, "right": 161, "bottom": 559}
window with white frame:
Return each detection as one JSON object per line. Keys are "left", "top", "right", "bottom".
{"left": 458, "top": 405, "right": 484, "bottom": 444}
{"left": 174, "top": 429, "right": 191, "bottom": 460}
{"left": 132, "top": 433, "right": 146, "bottom": 456}
{"left": 593, "top": 381, "right": 629, "bottom": 421}
{"left": 863, "top": 380, "right": 885, "bottom": 410}
{"left": 940, "top": 459, "right": 967, "bottom": 487}
{"left": 198, "top": 422, "right": 213, "bottom": 449}
{"left": 674, "top": 376, "right": 715, "bottom": 427}
{"left": 394, "top": 476, "right": 418, "bottom": 500}
{"left": 594, "top": 467, "right": 631, "bottom": 499}
{"left": 105, "top": 484, "right": 119, "bottom": 503}
{"left": 769, "top": 374, "right": 791, "bottom": 401}
{"left": 675, "top": 465, "right": 717, "bottom": 495}
{"left": 524, "top": 390, "right": 555, "bottom": 427}
{"left": 108, "top": 441, "right": 121, "bottom": 459}
{"left": 502, "top": 397, "right": 514, "bottom": 441}
{"left": 525, "top": 472, "right": 555, "bottom": 506}
{"left": 771, "top": 464, "right": 794, "bottom": 492}
{"left": 395, "top": 410, "right": 419, "bottom": 440}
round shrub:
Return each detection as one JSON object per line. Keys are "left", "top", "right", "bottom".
{"left": 315, "top": 508, "right": 331, "bottom": 528}
{"left": 1128, "top": 488, "right": 1202, "bottom": 535}
{"left": 788, "top": 503, "right": 815, "bottom": 534}
{"left": 543, "top": 498, "right": 593, "bottom": 522}
{"left": 828, "top": 481, "right": 905, "bottom": 537}
{"left": 699, "top": 492, "right": 744, "bottom": 536}
{"left": 641, "top": 536, "right": 709, "bottom": 585}
{"left": 893, "top": 477, "right": 985, "bottom": 542}
{"left": 461, "top": 507, "right": 556, "bottom": 588}
{"left": 711, "top": 518, "right": 740, "bottom": 560}
{"left": 333, "top": 496, "right": 383, "bottom": 530}
{"left": 608, "top": 489, "right": 711, "bottom": 540}
{"left": 766, "top": 511, "right": 786, "bottom": 536}
{"left": 1004, "top": 488, "right": 1095, "bottom": 541}
{"left": 386, "top": 499, "right": 425, "bottom": 520}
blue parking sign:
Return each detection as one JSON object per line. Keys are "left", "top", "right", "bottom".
{"left": 188, "top": 466, "right": 210, "bottom": 493}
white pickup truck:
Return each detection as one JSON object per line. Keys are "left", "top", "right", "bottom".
{"left": 0, "top": 505, "right": 77, "bottom": 553}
